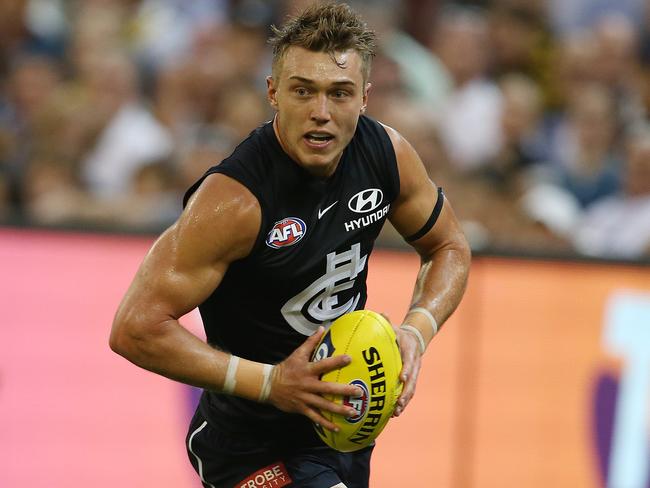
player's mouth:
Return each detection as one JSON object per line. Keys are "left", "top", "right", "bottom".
{"left": 303, "top": 131, "right": 335, "bottom": 149}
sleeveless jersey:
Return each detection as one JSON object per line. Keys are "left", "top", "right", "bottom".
{"left": 183, "top": 115, "right": 400, "bottom": 447}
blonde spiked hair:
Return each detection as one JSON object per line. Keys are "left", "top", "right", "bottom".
{"left": 268, "top": 2, "right": 377, "bottom": 83}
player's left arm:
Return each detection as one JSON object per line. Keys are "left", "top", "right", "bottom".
{"left": 383, "top": 124, "right": 472, "bottom": 417}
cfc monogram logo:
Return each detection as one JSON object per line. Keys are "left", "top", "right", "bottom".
{"left": 281, "top": 243, "right": 367, "bottom": 335}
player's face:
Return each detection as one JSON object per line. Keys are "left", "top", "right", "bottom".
{"left": 267, "top": 46, "right": 370, "bottom": 178}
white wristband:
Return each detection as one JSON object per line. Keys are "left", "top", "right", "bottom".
{"left": 407, "top": 307, "right": 438, "bottom": 337}
{"left": 400, "top": 324, "right": 426, "bottom": 354}
{"left": 223, "top": 355, "right": 239, "bottom": 394}
{"left": 258, "top": 364, "right": 275, "bottom": 403}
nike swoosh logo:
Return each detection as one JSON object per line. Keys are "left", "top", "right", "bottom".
{"left": 318, "top": 201, "right": 338, "bottom": 219}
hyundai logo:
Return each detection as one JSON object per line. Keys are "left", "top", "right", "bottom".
{"left": 348, "top": 189, "right": 383, "bottom": 213}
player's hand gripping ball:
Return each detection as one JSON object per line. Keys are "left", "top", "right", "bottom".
{"left": 312, "top": 310, "right": 403, "bottom": 452}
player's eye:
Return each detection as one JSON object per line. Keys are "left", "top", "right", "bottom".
{"left": 332, "top": 90, "right": 349, "bottom": 99}
{"left": 295, "top": 87, "right": 310, "bottom": 97}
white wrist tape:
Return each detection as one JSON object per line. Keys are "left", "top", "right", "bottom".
{"left": 400, "top": 324, "right": 426, "bottom": 354}
{"left": 258, "top": 364, "right": 275, "bottom": 403}
{"left": 223, "top": 355, "right": 239, "bottom": 394}
{"left": 407, "top": 307, "right": 439, "bottom": 337}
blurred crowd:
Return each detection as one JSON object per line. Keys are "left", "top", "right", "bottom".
{"left": 1, "top": 0, "right": 650, "bottom": 260}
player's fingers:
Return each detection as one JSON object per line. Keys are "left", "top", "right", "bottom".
{"left": 400, "top": 354, "right": 414, "bottom": 383}
{"left": 297, "top": 326, "right": 324, "bottom": 356}
{"left": 312, "top": 378, "right": 363, "bottom": 398}
{"left": 399, "top": 347, "right": 417, "bottom": 383}
{"left": 394, "top": 359, "right": 421, "bottom": 417}
{"left": 394, "top": 357, "right": 421, "bottom": 416}
{"left": 311, "top": 353, "right": 351, "bottom": 374}
{"left": 405, "top": 360, "right": 421, "bottom": 401}
{"left": 303, "top": 392, "right": 357, "bottom": 418}
{"left": 304, "top": 407, "right": 340, "bottom": 432}
{"left": 396, "top": 329, "right": 419, "bottom": 382}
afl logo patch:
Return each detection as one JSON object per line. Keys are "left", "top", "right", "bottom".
{"left": 344, "top": 379, "right": 369, "bottom": 423}
{"left": 348, "top": 189, "right": 383, "bottom": 213}
{"left": 266, "top": 217, "right": 306, "bottom": 249}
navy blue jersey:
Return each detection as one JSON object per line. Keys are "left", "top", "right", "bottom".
{"left": 183, "top": 115, "right": 400, "bottom": 446}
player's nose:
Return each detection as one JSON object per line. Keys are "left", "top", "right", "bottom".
{"left": 310, "top": 94, "right": 331, "bottom": 123}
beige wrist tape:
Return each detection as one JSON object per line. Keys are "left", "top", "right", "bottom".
{"left": 222, "top": 355, "right": 275, "bottom": 403}
{"left": 400, "top": 324, "right": 426, "bottom": 354}
{"left": 223, "top": 355, "right": 240, "bottom": 394}
{"left": 259, "top": 364, "right": 274, "bottom": 402}
{"left": 400, "top": 307, "right": 439, "bottom": 355}
{"left": 407, "top": 307, "right": 439, "bottom": 337}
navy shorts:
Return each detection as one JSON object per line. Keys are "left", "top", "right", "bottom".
{"left": 186, "top": 409, "right": 374, "bottom": 488}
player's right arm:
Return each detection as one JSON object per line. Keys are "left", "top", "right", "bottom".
{"left": 109, "top": 173, "right": 359, "bottom": 430}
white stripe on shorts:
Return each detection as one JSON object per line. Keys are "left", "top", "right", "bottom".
{"left": 188, "top": 420, "right": 216, "bottom": 488}
{"left": 329, "top": 483, "right": 348, "bottom": 488}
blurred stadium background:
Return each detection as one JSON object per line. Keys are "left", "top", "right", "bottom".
{"left": 1, "top": 0, "right": 649, "bottom": 486}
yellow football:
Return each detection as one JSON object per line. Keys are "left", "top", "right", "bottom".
{"left": 312, "top": 310, "right": 404, "bottom": 452}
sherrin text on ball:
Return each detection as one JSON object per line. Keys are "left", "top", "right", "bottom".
{"left": 311, "top": 310, "right": 403, "bottom": 452}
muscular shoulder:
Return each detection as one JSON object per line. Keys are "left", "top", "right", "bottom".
{"left": 176, "top": 173, "right": 262, "bottom": 265}
{"left": 379, "top": 123, "right": 408, "bottom": 157}
{"left": 379, "top": 123, "right": 434, "bottom": 202}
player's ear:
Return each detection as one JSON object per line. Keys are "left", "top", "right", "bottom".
{"left": 267, "top": 76, "right": 279, "bottom": 109}
{"left": 361, "top": 82, "right": 372, "bottom": 114}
